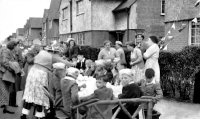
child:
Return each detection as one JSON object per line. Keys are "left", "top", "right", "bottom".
{"left": 80, "top": 74, "right": 114, "bottom": 118}
{"left": 140, "top": 68, "right": 163, "bottom": 118}
{"left": 84, "top": 59, "right": 95, "bottom": 76}
{"left": 76, "top": 51, "right": 86, "bottom": 72}
{"left": 114, "top": 68, "right": 143, "bottom": 119}
{"left": 60, "top": 67, "right": 80, "bottom": 118}
{"left": 141, "top": 68, "right": 163, "bottom": 101}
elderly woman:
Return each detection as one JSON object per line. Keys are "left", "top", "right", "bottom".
{"left": 0, "top": 41, "right": 19, "bottom": 114}
{"left": 98, "top": 40, "right": 117, "bottom": 62}
{"left": 126, "top": 41, "right": 145, "bottom": 83}
{"left": 143, "top": 36, "right": 160, "bottom": 84}
{"left": 60, "top": 67, "right": 80, "bottom": 118}
{"left": 113, "top": 69, "right": 143, "bottom": 119}
{"left": 21, "top": 50, "right": 74, "bottom": 119}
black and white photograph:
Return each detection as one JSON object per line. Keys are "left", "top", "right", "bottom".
{"left": 0, "top": 0, "right": 200, "bottom": 119}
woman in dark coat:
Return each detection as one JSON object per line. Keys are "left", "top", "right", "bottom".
{"left": 64, "top": 38, "right": 79, "bottom": 61}
{"left": 0, "top": 41, "right": 19, "bottom": 114}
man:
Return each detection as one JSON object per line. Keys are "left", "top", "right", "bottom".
{"left": 115, "top": 41, "right": 126, "bottom": 64}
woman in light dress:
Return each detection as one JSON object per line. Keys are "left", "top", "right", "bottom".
{"left": 143, "top": 36, "right": 160, "bottom": 84}
{"left": 98, "top": 40, "right": 117, "bottom": 62}
{"left": 126, "top": 41, "right": 145, "bottom": 83}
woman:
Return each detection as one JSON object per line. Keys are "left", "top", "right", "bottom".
{"left": 143, "top": 36, "right": 160, "bottom": 84}
{"left": 21, "top": 50, "right": 74, "bottom": 119}
{"left": 64, "top": 38, "right": 79, "bottom": 61}
{"left": 126, "top": 41, "right": 145, "bottom": 83}
{"left": 0, "top": 41, "right": 19, "bottom": 114}
{"left": 98, "top": 40, "right": 117, "bottom": 62}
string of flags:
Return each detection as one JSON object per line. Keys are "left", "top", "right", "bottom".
{"left": 160, "top": 0, "right": 200, "bottom": 50}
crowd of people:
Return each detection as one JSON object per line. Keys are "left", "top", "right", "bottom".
{"left": 0, "top": 34, "right": 163, "bottom": 119}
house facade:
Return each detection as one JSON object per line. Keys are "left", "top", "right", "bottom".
{"left": 16, "top": 28, "right": 25, "bottom": 44}
{"left": 42, "top": 9, "right": 49, "bottom": 46}
{"left": 24, "top": 17, "right": 42, "bottom": 46}
{"left": 59, "top": 0, "right": 165, "bottom": 47}
{"left": 165, "top": 0, "right": 200, "bottom": 51}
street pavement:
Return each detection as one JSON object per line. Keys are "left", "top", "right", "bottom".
{"left": 1, "top": 93, "right": 200, "bottom": 119}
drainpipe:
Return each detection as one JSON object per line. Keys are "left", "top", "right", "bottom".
{"left": 127, "top": 8, "right": 130, "bottom": 42}
{"left": 127, "top": 0, "right": 137, "bottom": 42}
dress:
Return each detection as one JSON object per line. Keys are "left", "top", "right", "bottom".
{"left": 130, "top": 47, "right": 145, "bottom": 82}
{"left": 0, "top": 79, "right": 10, "bottom": 106}
{"left": 144, "top": 44, "right": 160, "bottom": 83}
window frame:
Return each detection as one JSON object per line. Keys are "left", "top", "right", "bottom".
{"left": 62, "top": 7, "right": 69, "bottom": 20}
{"left": 161, "top": 0, "right": 165, "bottom": 16}
{"left": 189, "top": 18, "right": 200, "bottom": 46}
{"left": 76, "top": 0, "right": 84, "bottom": 16}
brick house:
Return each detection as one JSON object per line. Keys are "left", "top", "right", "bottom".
{"left": 165, "top": 0, "right": 200, "bottom": 51}
{"left": 47, "top": 0, "right": 61, "bottom": 46}
{"left": 59, "top": 0, "right": 164, "bottom": 47}
{"left": 16, "top": 28, "right": 25, "bottom": 44}
{"left": 42, "top": 9, "right": 49, "bottom": 46}
{"left": 24, "top": 17, "right": 42, "bottom": 46}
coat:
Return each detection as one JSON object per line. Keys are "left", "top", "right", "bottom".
{"left": 49, "top": 74, "right": 63, "bottom": 108}
{"left": 60, "top": 75, "right": 79, "bottom": 117}
{"left": 0, "top": 48, "right": 16, "bottom": 83}
{"left": 116, "top": 83, "right": 143, "bottom": 119}
{"left": 64, "top": 46, "right": 79, "bottom": 60}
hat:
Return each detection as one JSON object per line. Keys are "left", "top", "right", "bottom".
{"left": 34, "top": 50, "right": 52, "bottom": 70}
{"left": 67, "top": 38, "right": 75, "bottom": 43}
{"left": 119, "top": 69, "right": 134, "bottom": 78}
{"left": 67, "top": 67, "right": 80, "bottom": 76}
{"left": 53, "top": 63, "right": 66, "bottom": 69}
{"left": 115, "top": 41, "right": 123, "bottom": 46}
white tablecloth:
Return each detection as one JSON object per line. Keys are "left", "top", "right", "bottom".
{"left": 77, "top": 75, "right": 122, "bottom": 98}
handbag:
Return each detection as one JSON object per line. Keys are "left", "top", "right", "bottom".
{"left": 2, "top": 70, "right": 15, "bottom": 83}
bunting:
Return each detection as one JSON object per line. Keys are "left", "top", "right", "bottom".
{"left": 192, "top": 17, "right": 198, "bottom": 23}
{"left": 195, "top": 0, "right": 200, "bottom": 7}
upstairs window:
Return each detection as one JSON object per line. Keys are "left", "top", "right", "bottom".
{"left": 190, "top": 18, "right": 200, "bottom": 46}
{"left": 76, "top": 0, "right": 84, "bottom": 15}
{"left": 161, "top": 0, "right": 165, "bottom": 15}
{"left": 62, "top": 7, "right": 69, "bottom": 20}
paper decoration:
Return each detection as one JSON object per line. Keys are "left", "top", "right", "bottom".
{"left": 192, "top": 18, "right": 198, "bottom": 23}
{"left": 195, "top": 0, "right": 200, "bottom": 7}
{"left": 168, "top": 30, "right": 171, "bottom": 34}
{"left": 172, "top": 23, "right": 176, "bottom": 29}
{"left": 178, "top": 24, "right": 187, "bottom": 32}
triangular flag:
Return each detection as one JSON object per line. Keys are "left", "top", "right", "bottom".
{"left": 167, "top": 30, "right": 171, "bottom": 34}
{"left": 163, "top": 44, "right": 168, "bottom": 50}
{"left": 178, "top": 24, "right": 187, "bottom": 32}
{"left": 195, "top": 0, "right": 200, "bottom": 7}
{"left": 172, "top": 23, "right": 176, "bottom": 29}
{"left": 192, "top": 18, "right": 198, "bottom": 23}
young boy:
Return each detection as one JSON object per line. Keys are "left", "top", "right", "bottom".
{"left": 76, "top": 51, "right": 86, "bottom": 72}
{"left": 141, "top": 68, "right": 163, "bottom": 101}
{"left": 80, "top": 74, "right": 114, "bottom": 118}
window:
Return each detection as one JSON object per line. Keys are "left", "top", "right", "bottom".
{"left": 190, "top": 18, "right": 200, "bottom": 46}
{"left": 161, "top": 0, "right": 165, "bottom": 15}
{"left": 76, "top": 0, "right": 84, "bottom": 15}
{"left": 75, "top": 33, "right": 85, "bottom": 45}
{"left": 62, "top": 7, "right": 69, "bottom": 20}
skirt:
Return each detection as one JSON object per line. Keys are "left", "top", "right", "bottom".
{"left": 0, "top": 79, "right": 11, "bottom": 106}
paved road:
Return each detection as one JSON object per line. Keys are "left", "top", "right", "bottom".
{"left": 1, "top": 94, "right": 200, "bottom": 119}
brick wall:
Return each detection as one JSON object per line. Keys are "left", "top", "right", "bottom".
{"left": 136, "top": 0, "right": 165, "bottom": 38}
{"left": 165, "top": 21, "right": 190, "bottom": 51}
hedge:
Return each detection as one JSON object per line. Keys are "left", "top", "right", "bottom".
{"left": 79, "top": 45, "right": 200, "bottom": 102}
{"left": 159, "top": 46, "right": 200, "bottom": 102}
